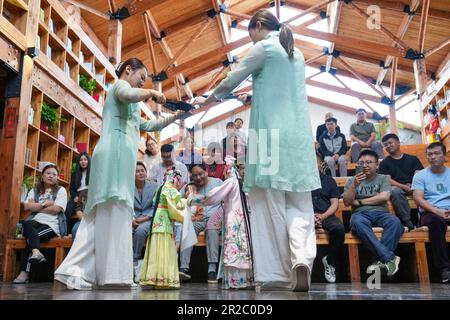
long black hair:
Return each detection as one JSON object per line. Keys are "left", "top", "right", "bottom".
{"left": 73, "top": 152, "right": 91, "bottom": 189}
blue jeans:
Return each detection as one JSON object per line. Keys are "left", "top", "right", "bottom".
{"left": 72, "top": 221, "right": 80, "bottom": 240}
{"left": 350, "top": 211, "right": 404, "bottom": 263}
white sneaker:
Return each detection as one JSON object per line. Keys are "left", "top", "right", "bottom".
{"left": 67, "top": 278, "right": 93, "bottom": 291}
{"left": 134, "top": 260, "right": 143, "bottom": 283}
{"left": 322, "top": 256, "right": 336, "bottom": 283}
{"left": 292, "top": 264, "right": 311, "bottom": 292}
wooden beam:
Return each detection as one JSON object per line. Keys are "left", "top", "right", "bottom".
{"left": 168, "top": 36, "right": 251, "bottom": 76}
{"left": 284, "top": 0, "right": 334, "bottom": 24}
{"left": 220, "top": 8, "right": 251, "bottom": 20}
{"left": 63, "top": 0, "right": 110, "bottom": 19}
{"left": 354, "top": 0, "right": 450, "bottom": 21}
{"left": 201, "top": 66, "right": 229, "bottom": 95}
{"left": 376, "top": 0, "right": 420, "bottom": 85}
{"left": 144, "top": 9, "right": 194, "bottom": 98}
{"left": 436, "top": 52, "right": 450, "bottom": 77}
{"left": 108, "top": 0, "right": 117, "bottom": 13}
{"left": 275, "top": 0, "right": 281, "bottom": 19}
{"left": 413, "top": 59, "right": 428, "bottom": 98}
{"left": 80, "top": 17, "right": 109, "bottom": 58}
{"left": 142, "top": 12, "right": 157, "bottom": 75}
{"left": 292, "top": 26, "right": 406, "bottom": 57}
{"left": 301, "top": 14, "right": 327, "bottom": 28}
{"left": 389, "top": 56, "right": 398, "bottom": 134}
{"left": 162, "top": 11, "right": 210, "bottom": 37}
{"left": 307, "top": 79, "right": 382, "bottom": 103}
{"left": 162, "top": 18, "right": 214, "bottom": 72}
{"left": 418, "top": 0, "right": 430, "bottom": 53}
{"left": 326, "top": 1, "right": 342, "bottom": 71}
{"left": 107, "top": 19, "right": 122, "bottom": 65}
{"left": 335, "top": 56, "right": 385, "bottom": 97}
{"left": 305, "top": 52, "right": 326, "bottom": 65}
{"left": 348, "top": 2, "right": 409, "bottom": 50}
{"left": 424, "top": 38, "right": 450, "bottom": 58}
{"left": 127, "top": 0, "right": 169, "bottom": 16}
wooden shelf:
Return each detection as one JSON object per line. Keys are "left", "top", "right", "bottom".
{"left": 24, "top": 163, "right": 37, "bottom": 171}
{"left": 5, "top": 0, "right": 28, "bottom": 11}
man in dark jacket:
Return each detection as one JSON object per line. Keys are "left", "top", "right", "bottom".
{"left": 319, "top": 117, "right": 347, "bottom": 177}
{"left": 316, "top": 112, "right": 341, "bottom": 142}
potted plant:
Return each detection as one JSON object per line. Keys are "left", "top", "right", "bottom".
{"left": 79, "top": 74, "right": 97, "bottom": 95}
{"left": 41, "top": 101, "right": 66, "bottom": 132}
{"left": 21, "top": 175, "right": 34, "bottom": 202}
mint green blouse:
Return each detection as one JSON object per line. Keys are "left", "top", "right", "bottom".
{"left": 212, "top": 31, "right": 320, "bottom": 193}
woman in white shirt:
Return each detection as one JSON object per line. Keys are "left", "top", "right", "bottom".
{"left": 68, "top": 152, "right": 91, "bottom": 239}
{"left": 13, "top": 164, "right": 67, "bottom": 284}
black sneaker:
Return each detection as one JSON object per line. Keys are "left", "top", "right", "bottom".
{"left": 208, "top": 271, "right": 218, "bottom": 283}
{"left": 441, "top": 269, "right": 449, "bottom": 284}
{"left": 179, "top": 269, "right": 191, "bottom": 282}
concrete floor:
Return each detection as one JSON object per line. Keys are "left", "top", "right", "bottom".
{"left": 0, "top": 282, "right": 449, "bottom": 300}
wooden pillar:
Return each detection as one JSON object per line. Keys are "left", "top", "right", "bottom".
{"left": 0, "top": 0, "right": 39, "bottom": 272}
{"left": 414, "top": 59, "right": 428, "bottom": 143}
{"left": 107, "top": 20, "right": 122, "bottom": 65}
{"left": 153, "top": 81, "right": 162, "bottom": 143}
{"left": 389, "top": 57, "right": 398, "bottom": 134}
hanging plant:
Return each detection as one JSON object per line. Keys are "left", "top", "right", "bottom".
{"left": 79, "top": 74, "right": 97, "bottom": 94}
{"left": 41, "top": 101, "right": 67, "bottom": 129}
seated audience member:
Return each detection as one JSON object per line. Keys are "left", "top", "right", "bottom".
{"left": 179, "top": 163, "right": 224, "bottom": 283}
{"left": 234, "top": 118, "right": 247, "bottom": 146}
{"left": 312, "top": 153, "right": 345, "bottom": 283}
{"left": 133, "top": 161, "right": 158, "bottom": 282}
{"left": 224, "top": 135, "right": 246, "bottom": 165}
{"left": 222, "top": 122, "right": 236, "bottom": 154}
{"left": 316, "top": 112, "right": 341, "bottom": 142}
{"left": 177, "top": 136, "right": 203, "bottom": 166}
{"left": 68, "top": 152, "right": 91, "bottom": 240}
{"left": 380, "top": 133, "right": 424, "bottom": 230}
{"left": 143, "top": 137, "right": 161, "bottom": 175}
{"left": 150, "top": 144, "right": 189, "bottom": 186}
{"left": 319, "top": 117, "right": 347, "bottom": 177}
{"left": 343, "top": 150, "right": 403, "bottom": 277}
{"left": 14, "top": 164, "right": 68, "bottom": 284}
{"left": 205, "top": 142, "right": 226, "bottom": 180}
{"left": 412, "top": 142, "right": 450, "bottom": 283}
{"left": 349, "top": 108, "right": 384, "bottom": 163}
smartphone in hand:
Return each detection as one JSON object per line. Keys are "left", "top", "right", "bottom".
{"left": 355, "top": 165, "right": 364, "bottom": 175}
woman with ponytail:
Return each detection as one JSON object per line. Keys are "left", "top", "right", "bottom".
{"left": 55, "top": 58, "right": 186, "bottom": 290}
{"left": 194, "top": 10, "right": 320, "bottom": 291}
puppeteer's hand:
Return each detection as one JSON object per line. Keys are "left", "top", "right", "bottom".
{"left": 237, "top": 94, "right": 251, "bottom": 105}
{"left": 151, "top": 90, "right": 166, "bottom": 105}
{"left": 193, "top": 96, "right": 207, "bottom": 107}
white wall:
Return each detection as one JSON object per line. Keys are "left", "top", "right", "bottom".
{"left": 164, "top": 101, "right": 422, "bottom": 148}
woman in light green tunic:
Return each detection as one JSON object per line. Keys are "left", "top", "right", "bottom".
{"left": 195, "top": 10, "right": 320, "bottom": 292}
{"left": 55, "top": 58, "right": 182, "bottom": 290}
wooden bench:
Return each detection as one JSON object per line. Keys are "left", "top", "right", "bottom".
{"left": 2, "top": 238, "right": 73, "bottom": 282}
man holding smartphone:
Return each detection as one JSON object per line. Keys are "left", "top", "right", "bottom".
{"left": 412, "top": 142, "right": 450, "bottom": 283}
{"left": 343, "top": 150, "right": 404, "bottom": 277}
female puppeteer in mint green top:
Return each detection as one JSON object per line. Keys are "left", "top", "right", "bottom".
{"left": 84, "top": 79, "right": 169, "bottom": 216}
{"left": 212, "top": 31, "right": 320, "bottom": 193}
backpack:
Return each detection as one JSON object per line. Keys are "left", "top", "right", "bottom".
{"left": 26, "top": 186, "right": 67, "bottom": 237}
